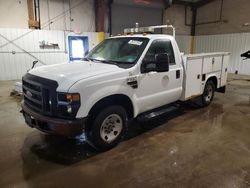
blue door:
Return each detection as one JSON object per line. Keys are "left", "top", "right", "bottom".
{"left": 68, "top": 36, "right": 89, "bottom": 61}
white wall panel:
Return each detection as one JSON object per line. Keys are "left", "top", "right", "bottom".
{"left": 0, "top": 0, "right": 95, "bottom": 32}
{"left": 0, "top": 28, "right": 101, "bottom": 80}
{"left": 194, "top": 33, "right": 250, "bottom": 75}
{"left": 0, "top": 0, "right": 28, "bottom": 29}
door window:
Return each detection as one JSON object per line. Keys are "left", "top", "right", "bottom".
{"left": 142, "top": 39, "right": 175, "bottom": 67}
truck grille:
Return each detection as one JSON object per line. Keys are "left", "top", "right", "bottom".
{"left": 22, "top": 73, "right": 58, "bottom": 116}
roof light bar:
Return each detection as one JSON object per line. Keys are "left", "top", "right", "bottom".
{"left": 124, "top": 23, "right": 176, "bottom": 38}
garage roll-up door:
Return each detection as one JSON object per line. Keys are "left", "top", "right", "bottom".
{"left": 111, "top": 0, "right": 164, "bottom": 35}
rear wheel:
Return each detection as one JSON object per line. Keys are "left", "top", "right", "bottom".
{"left": 199, "top": 80, "right": 215, "bottom": 107}
{"left": 86, "top": 105, "right": 127, "bottom": 151}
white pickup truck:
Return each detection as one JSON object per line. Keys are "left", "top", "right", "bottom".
{"left": 21, "top": 25, "right": 230, "bottom": 150}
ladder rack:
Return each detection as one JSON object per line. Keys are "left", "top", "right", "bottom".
{"left": 124, "top": 23, "right": 176, "bottom": 38}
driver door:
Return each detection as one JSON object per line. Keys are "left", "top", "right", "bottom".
{"left": 135, "top": 39, "right": 183, "bottom": 114}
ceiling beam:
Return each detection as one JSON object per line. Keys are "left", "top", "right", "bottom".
{"left": 172, "top": 0, "right": 192, "bottom": 6}
{"left": 194, "top": 0, "right": 214, "bottom": 8}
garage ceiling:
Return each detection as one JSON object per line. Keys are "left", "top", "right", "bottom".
{"left": 179, "top": 0, "right": 202, "bottom": 2}
{"left": 172, "top": 0, "right": 214, "bottom": 8}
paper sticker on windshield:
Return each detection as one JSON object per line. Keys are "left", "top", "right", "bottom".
{"left": 128, "top": 40, "right": 143, "bottom": 46}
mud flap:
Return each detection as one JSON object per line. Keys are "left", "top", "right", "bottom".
{"left": 217, "top": 86, "right": 226, "bottom": 93}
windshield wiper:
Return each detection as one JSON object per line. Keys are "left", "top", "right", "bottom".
{"left": 83, "top": 57, "right": 119, "bottom": 66}
{"left": 82, "top": 57, "right": 93, "bottom": 62}
{"left": 89, "top": 59, "right": 118, "bottom": 66}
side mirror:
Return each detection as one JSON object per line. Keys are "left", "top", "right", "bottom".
{"left": 142, "top": 53, "right": 170, "bottom": 73}
{"left": 155, "top": 53, "right": 170, "bottom": 72}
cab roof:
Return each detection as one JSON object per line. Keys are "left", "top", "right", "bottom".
{"left": 109, "top": 34, "right": 175, "bottom": 41}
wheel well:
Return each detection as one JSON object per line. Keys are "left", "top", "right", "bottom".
{"left": 88, "top": 94, "right": 134, "bottom": 120}
{"left": 207, "top": 76, "right": 218, "bottom": 88}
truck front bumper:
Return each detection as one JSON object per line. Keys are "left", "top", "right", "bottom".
{"left": 21, "top": 103, "right": 86, "bottom": 136}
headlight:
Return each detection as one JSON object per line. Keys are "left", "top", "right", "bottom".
{"left": 57, "top": 93, "right": 81, "bottom": 118}
{"left": 58, "top": 93, "right": 80, "bottom": 103}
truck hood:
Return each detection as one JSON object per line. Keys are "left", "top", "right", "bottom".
{"left": 28, "top": 61, "right": 122, "bottom": 91}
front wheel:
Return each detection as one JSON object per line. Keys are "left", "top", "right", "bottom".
{"left": 86, "top": 105, "right": 127, "bottom": 151}
{"left": 199, "top": 80, "right": 215, "bottom": 107}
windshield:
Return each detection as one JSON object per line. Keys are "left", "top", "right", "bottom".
{"left": 86, "top": 37, "right": 149, "bottom": 67}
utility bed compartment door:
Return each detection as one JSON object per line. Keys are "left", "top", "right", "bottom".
{"left": 185, "top": 58, "right": 202, "bottom": 98}
{"left": 220, "top": 55, "right": 230, "bottom": 86}
{"left": 203, "top": 56, "right": 223, "bottom": 74}
{"left": 181, "top": 52, "right": 230, "bottom": 101}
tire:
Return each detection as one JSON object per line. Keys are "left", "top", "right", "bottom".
{"left": 86, "top": 105, "right": 128, "bottom": 151}
{"left": 199, "top": 80, "right": 215, "bottom": 107}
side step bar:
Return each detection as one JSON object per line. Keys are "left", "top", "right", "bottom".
{"left": 136, "top": 104, "right": 180, "bottom": 122}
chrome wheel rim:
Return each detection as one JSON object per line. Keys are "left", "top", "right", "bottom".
{"left": 204, "top": 85, "right": 213, "bottom": 102}
{"left": 100, "top": 114, "right": 123, "bottom": 143}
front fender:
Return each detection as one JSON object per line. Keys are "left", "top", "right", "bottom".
{"left": 73, "top": 84, "right": 138, "bottom": 118}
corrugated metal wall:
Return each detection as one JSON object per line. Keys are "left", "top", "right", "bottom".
{"left": 0, "top": 28, "right": 100, "bottom": 80}
{"left": 1, "top": 29, "right": 250, "bottom": 80}
{"left": 194, "top": 33, "right": 250, "bottom": 75}
{"left": 175, "top": 35, "right": 192, "bottom": 54}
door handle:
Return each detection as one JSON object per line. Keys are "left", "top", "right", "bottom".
{"left": 176, "top": 70, "right": 180, "bottom": 79}
{"left": 212, "top": 58, "right": 215, "bottom": 64}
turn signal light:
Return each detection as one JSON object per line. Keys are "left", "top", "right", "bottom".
{"left": 66, "top": 93, "right": 80, "bottom": 102}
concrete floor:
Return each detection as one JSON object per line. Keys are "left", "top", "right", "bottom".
{"left": 0, "top": 75, "right": 250, "bottom": 188}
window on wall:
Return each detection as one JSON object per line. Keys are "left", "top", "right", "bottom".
{"left": 68, "top": 36, "right": 89, "bottom": 61}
